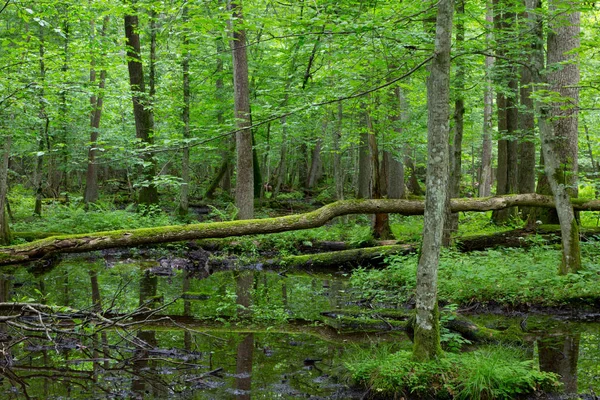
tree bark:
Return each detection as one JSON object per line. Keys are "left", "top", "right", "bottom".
{"left": 479, "top": 11, "right": 493, "bottom": 201}
{"left": 0, "top": 135, "right": 11, "bottom": 245}
{"left": 413, "top": 0, "right": 453, "bottom": 362}
{"left": 357, "top": 110, "right": 372, "bottom": 199}
{"left": 445, "top": 0, "right": 465, "bottom": 245}
{"left": 533, "top": 0, "right": 581, "bottom": 274}
{"left": 85, "top": 15, "right": 110, "bottom": 206}
{"left": 124, "top": 10, "right": 159, "bottom": 206}
{"left": 228, "top": 1, "right": 253, "bottom": 219}
{"left": 178, "top": 6, "right": 191, "bottom": 216}
{"left": 333, "top": 103, "right": 344, "bottom": 200}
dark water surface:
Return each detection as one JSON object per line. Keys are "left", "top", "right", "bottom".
{"left": 0, "top": 253, "right": 598, "bottom": 398}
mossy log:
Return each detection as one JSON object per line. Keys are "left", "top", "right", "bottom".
{"left": 322, "top": 309, "right": 524, "bottom": 343}
{"left": 275, "top": 244, "right": 416, "bottom": 270}
{"left": 1, "top": 193, "right": 600, "bottom": 267}
{"left": 457, "top": 226, "right": 600, "bottom": 252}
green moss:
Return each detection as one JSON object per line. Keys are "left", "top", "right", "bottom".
{"left": 412, "top": 303, "right": 443, "bottom": 362}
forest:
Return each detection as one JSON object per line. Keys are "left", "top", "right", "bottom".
{"left": 1, "top": 0, "right": 600, "bottom": 398}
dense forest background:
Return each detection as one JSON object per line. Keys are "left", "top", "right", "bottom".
{"left": 0, "top": 0, "right": 598, "bottom": 235}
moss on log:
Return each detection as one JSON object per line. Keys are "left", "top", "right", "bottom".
{"left": 1, "top": 194, "right": 598, "bottom": 267}
{"left": 276, "top": 244, "right": 416, "bottom": 270}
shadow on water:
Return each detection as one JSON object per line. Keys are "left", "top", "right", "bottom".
{"left": 1, "top": 255, "right": 600, "bottom": 398}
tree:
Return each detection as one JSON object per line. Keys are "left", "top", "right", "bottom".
{"left": 228, "top": 0, "right": 253, "bottom": 220}
{"left": 84, "top": 15, "right": 110, "bottom": 205}
{"left": 124, "top": 5, "right": 159, "bottom": 206}
{"left": 532, "top": 0, "right": 581, "bottom": 274}
{"left": 413, "top": 0, "right": 454, "bottom": 361}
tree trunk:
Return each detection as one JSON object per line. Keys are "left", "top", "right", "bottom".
{"left": 333, "top": 103, "right": 344, "bottom": 200}
{"left": 85, "top": 15, "right": 110, "bottom": 206}
{"left": 357, "top": 114, "right": 371, "bottom": 199}
{"left": 178, "top": 6, "right": 191, "bottom": 216}
{"left": 491, "top": 0, "right": 518, "bottom": 224}
{"left": 480, "top": 19, "right": 493, "bottom": 200}
{"left": 517, "top": 0, "right": 541, "bottom": 222}
{"left": 1, "top": 193, "right": 598, "bottom": 266}
{"left": 307, "top": 138, "right": 322, "bottom": 189}
{"left": 367, "top": 113, "right": 392, "bottom": 240}
{"left": 0, "top": 135, "right": 11, "bottom": 245}
{"left": 533, "top": 0, "right": 581, "bottom": 274}
{"left": 124, "top": 11, "right": 159, "bottom": 206}
{"left": 228, "top": 1, "right": 253, "bottom": 219}
{"left": 445, "top": 0, "right": 465, "bottom": 245}
{"left": 386, "top": 152, "right": 405, "bottom": 199}
{"left": 413, "top": 0, "right": 453, "bottom": 362}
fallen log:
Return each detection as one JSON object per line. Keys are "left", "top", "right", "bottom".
{"left": 1, "top": 193, "right": 599, "bottom": 267}
{"left": 274, "top": 244, "right": 417, "bottom": 270}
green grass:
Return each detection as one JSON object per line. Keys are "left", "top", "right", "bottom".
{"left": 350, "top": 240, "right": 600, "bottom": 307}
{"left": 344, "top": 346, "right": 560, "bottom": 399}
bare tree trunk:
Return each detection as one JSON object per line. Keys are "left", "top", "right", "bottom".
{"left": 228, "top": 1, "right": 253, "bottom": 219}
{"left": 533, "top": 0, "right": 581, "bottom": 274}
{"left": 34, "top": 29, "right": 48, "bottom": 217}
{"left": 178, "top": 6, "right": 191, "bottom": 216}
{"left": 367, "top": 113, "right": 392, "bottom": 240}
{"left": 445, "top": 0, "right": 465, "bottom": 245}
{"left": 333, "top": 102, "right": 344, "bottom": 200}
{"left": 0, "top": 135, "right": 11, "bottom": 245}
{"left": 413, "top": 0, "right": 453, "bottom": 362}
{"left": 491, "top": 0, "right": 518, "bottom": 224}
{"left": 517, "top": 0, "right": 540, "bottom": 221}
{"left": 357, "top": 108, "right": 371, "bottom": 199}
{"left": 307, "top": 138, "right": 322, "bottom": 190}
{"left": 480, "top": 3, "right": 494, "bottom": 199}
{"left": 387, "top": 86, "right": 407, "bottom": 199}
{"left": 124, "top": 10, "right": 159, "bottom": 206}
{"left": 85, "top": 15, "right": 109, "bottom": 205}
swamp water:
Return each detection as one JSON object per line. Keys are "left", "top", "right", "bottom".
{"left": 0, "top": 253, "right": 599, "bottom": 399}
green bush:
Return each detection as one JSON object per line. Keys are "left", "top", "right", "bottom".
{"left": 345, "top": 346, "right": 560, "bottom": 399}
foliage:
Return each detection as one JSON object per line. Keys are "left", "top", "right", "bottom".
{"left": 350, "top": 240, "right": 600, "bottom": 307}
{"left": 11, "top": 199, "right": 177, "bottom": 235}
{"left": 345, "top": 346, "right": 560, "bottom": 399}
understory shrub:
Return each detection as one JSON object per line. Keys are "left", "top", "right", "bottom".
{"left": 345, "top": 346, "right": 560, "bottom": 399}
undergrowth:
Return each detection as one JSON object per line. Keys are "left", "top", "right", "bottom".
{"left": 350, "top": 240, "right": 600, "bottom": 307}
{"left": 345, "top": 346, "right": 560, "bottom": 399}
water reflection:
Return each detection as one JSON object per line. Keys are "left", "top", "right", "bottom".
{"left": 538, "top": 333, "right": 580, "bottom": 393}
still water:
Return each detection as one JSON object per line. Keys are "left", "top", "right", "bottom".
{"left": 0, "top": 252, "right": 598, "bottom": 398}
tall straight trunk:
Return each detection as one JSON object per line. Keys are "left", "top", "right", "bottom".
{"left": 367, "top": 111, "right": 392, "bottom": 239}
{"left": 0, "top": 135, "right": 11, "bottom": 245}
{"left": 357, "top": 106, "right": 372, "bottom": 199}
{"left": 307, "top": 138, "right": 322, "bottom": 189}
{"left": 445, "top": 0, "right": 465, "bottom": 244}
{"left": 534, "top": 0, "right": 581, "bottom": 274}
{"left": 273, "top": 113, "right": 288, "bottom": 196}
{"left": 518, "top": 0, "right": 540, "bottom": 221}
{"left": 479, "top": 2, "right": 495, "bottom": 200}
{"left": 124, "top": 10, "right": 159, "bottom": 206}
{"left": 85, "top": 15, "right": 109, "bottom": 205}
{"left": 413, "top": 0, "right": 453, "bottom": 362}
{"left": 34, "top": 29, "right": 48, "bottom": 216}
{"left": 179, "top": 6, "right": 191, "bottom": 216}
{"left": 333, "top": 102, "right": 344, "bottom": 200}
{"left": 387, "top": 86, "right": 407, "bottom": 199}
{"left": 228, "top": 1, "right": 253, "bottom": 219}
{"left": 57, "top": 19, "right": 69, "bottom": 195}
{"left": 491, "top": 0, "right": 518, "bottom": 223}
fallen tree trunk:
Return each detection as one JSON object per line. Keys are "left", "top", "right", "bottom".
{"left": 274, "top": 244, "right": 417, "bottom": 270}
{"left": 2, "top": 193, "right": 600, "bottom": 267}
